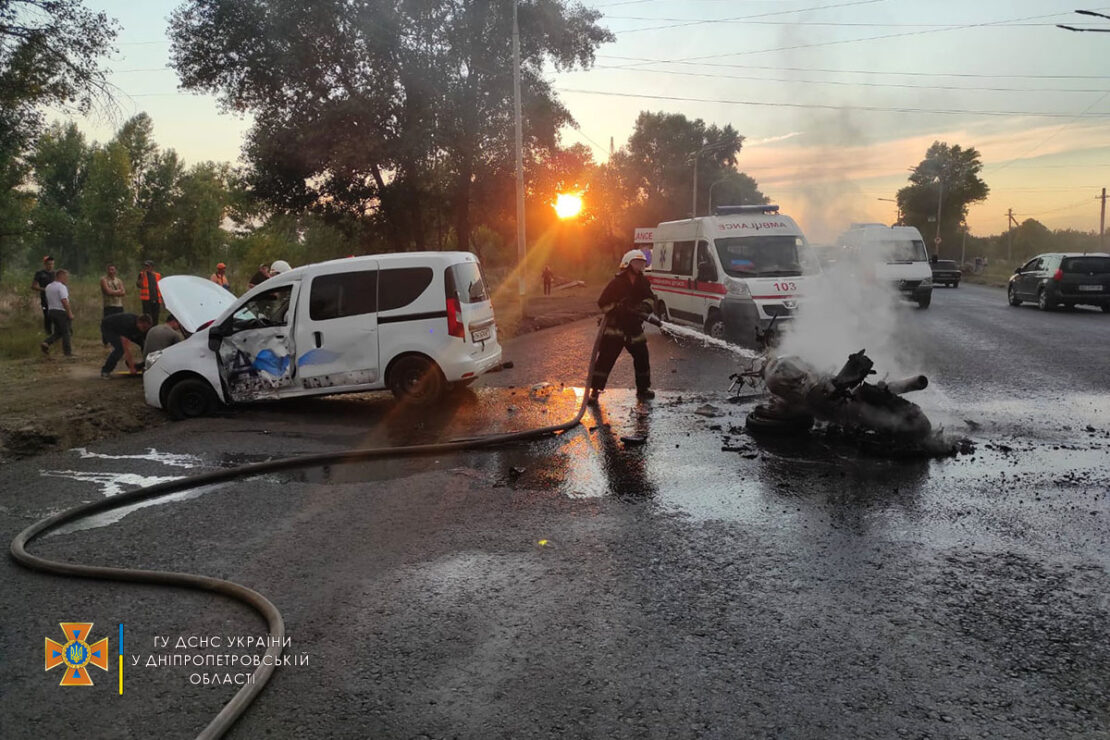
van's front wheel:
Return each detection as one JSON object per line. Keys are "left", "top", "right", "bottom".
{"left": 389, "top": 355, "right": 446, "bottom": 405}
{"left": 166, "top": 378, "right": 217, "bottom": 420}
{"left": 704, "top": 310, "right": 726, "bottom": 340}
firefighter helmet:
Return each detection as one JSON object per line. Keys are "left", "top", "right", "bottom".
{"left": 619, "top": 249, "right": 647, "bottom": 269}
{"left": 269, "top": 259, "right": 291, "bottom": 275}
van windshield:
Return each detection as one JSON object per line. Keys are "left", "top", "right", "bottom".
{"left": 864, "top": 240, "right": 928, "bottom": 263}
{"left": 714, "top": 236, "right": 817, "bottom": 278}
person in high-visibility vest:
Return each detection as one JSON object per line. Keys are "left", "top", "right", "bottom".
{"left": 210, "top": 262, "right": 232, "bottom": 292}
{"left": 136, "top": 260, "right": 163, "bottom": 325}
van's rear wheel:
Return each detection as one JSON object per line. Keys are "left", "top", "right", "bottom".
{"left": 705, "top": 311, "right": 726, "bottom": 340}
{"left": 166, "top": 378, "right": 217, "bottom": 421}
{"left": 389, "top": 355, "right": 446, "bottom": 405}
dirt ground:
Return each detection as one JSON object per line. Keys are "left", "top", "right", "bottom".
{"left": 0, "top": 285, "right": 600, "bottom": 461}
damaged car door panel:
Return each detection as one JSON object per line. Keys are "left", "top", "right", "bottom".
{"left": 144, "top": 253, "right": 503, "bottom": 418}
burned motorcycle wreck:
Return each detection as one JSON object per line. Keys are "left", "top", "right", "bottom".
{"left": 745, "top": 349, "right": 933, "bottom": 442}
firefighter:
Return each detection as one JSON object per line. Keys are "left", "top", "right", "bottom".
{"left": 589, "top": 249, "right": 660, "bottom": 403}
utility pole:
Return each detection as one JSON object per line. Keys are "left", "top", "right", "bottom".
{"left": 1100, "top": 187, "right": 1106, "bottom": 251}
{"left": 1006, "top": 208, "right": 1018, "bottom": 264}
{"left": 512, "top": 0, "right": 526, "bottom": 320}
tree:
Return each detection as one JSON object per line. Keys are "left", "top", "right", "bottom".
{"left": 1, "top": 0, "right": 118, "bottom": 273}
{"left": 28, "top": 122, "right": 90, "bottom": 268}
{"left": 896, "top": 141, "right": 989, "bottom": 258}
{"left": 78, "top": 140, "right": 140, "bottom": 271}
{"left": 611, "top": 112, "right": 764, "bottom": 228}
{"left": 168, "top": 0, "right": 612, "bottom": 254}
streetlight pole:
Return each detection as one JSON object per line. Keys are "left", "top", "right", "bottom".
{"left": 513, "top": 0, "right": 526, "bottom": 319}
{"left": 691, "top": 142, "right": 729, "bottom": 218}
{"left": 877, "top": 197, "right": 899, "bottom": 224}
{"left": 934, "top": 176, "right": 943, "bottom": 257}
{"left": 708, "top": 175, "right": 734, "bottom": 215}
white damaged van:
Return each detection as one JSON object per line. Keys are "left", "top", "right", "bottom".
{"left": 647, "top": 205, "right": 821, "bottom": 342}
{"left": 836, "top": 224, "right": 934, "bottom": 308}
{"left": 144, "top": 252, "right": 502, "bottom": 418}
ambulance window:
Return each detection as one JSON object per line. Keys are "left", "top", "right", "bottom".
{"left": 379, "top": 267, "right": 434, "bottom": 311}
{"left": 696, "top": 241, "right": 717, "bottom": 281}
{"left": 672, "top": 240, "right": 695, "bottom": 276}
{"left": 310, "top": 270, "right": 378, "bottom": 320}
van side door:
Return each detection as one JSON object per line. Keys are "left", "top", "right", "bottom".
{"left": 217, "top": 283, "right": 300, "bottom": 402}
{"left": 293, "top": 264, "right": 381, "bottom": 391}
{"left": 694, "top": 239, "right": 722, "bottom": 322}
{"left": 667, "top": 239, "right": 699, "bottom": 325}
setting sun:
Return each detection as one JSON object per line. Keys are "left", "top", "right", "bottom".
{"left": 553, "top": 192, "right": 583, "bottom": 220}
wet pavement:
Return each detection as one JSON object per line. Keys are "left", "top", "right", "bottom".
{"left": 1, "top": 283, "right": 1108, "bottom": 738}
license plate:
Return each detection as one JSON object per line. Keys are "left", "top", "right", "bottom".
{"left": 1078, "top": 285, "right": 1103, "bottom": 292}
{"left": 471, "top": 327, "right": 491, "bottom": 342}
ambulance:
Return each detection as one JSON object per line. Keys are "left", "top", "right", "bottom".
{"left": 646, "top": 205, "right": 820, "bottom": 342}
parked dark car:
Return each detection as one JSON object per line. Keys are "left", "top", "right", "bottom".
{"left": 930, "top": 259, "right": 962, "bottom": 287}
{"left": 1007, "top": 252, "right": 1110, "bottom": 312}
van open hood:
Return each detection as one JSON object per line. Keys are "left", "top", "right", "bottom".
{"left": 159, "top": 275, "right": 237, "bottom": 334}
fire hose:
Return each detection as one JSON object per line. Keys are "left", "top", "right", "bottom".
{"left": 11, "top": 318, "right": 610, "bottom": 739}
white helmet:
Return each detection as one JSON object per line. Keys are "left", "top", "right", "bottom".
{"left": 620, "top": 249, "right": 647, "bottom": 269}
{"left": 269, "top": 259, "right": 291, "bottom": 275}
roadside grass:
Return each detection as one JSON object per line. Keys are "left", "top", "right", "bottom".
{"left": 0, "top": 276, "right": 126, "bottom": 358}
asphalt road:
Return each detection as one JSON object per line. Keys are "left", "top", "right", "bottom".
{"left": 2, "top": 282, "right": 1108, "bottom": 739}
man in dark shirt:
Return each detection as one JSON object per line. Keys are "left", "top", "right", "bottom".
{"left": 31, "top": 256, "right": 55, "bottom": 334}
{"left": 248, "top": 263, "right": 270, "bottom": 290}
{"left": 100, "top": 312, "right": 153, "bottom": 378}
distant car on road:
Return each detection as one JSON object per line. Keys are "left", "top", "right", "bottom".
{"left": 930, "top": 259, "right": 962, "bottom": 288}
{"left": 1007, "top": 252, "right": 1110, "bottom": 312}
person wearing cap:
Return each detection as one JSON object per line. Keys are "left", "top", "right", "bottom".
{"left": 589, "top": 249, "right": 660, "bottom": 403}
{"left": 136, "top": 260, "right": 162, "bottom": 324}
{"left": 31, "top": 256, "right": 56, "bottom": 334}
{"left": 210, "top": 262, "right": 232, "bottom": 291}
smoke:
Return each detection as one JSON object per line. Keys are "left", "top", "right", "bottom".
{"left": 776, "top": 258, "right": 921, "bottom": 383}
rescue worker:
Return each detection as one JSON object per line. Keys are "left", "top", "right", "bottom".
{"left": 210, "top": 262, "right": 232, "bottom": 291}
{"left": 136, "top": 260, "right": 162, "bottom": 324}
{"left": 269, "top": 259, "right": 291, "bottom": 276}
{"left": 589, "top": 249, "right": 660, "bottom": 404}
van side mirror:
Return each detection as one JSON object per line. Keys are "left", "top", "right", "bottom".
{"left": 207, "top": 327, "right": 224, "bottom": 352}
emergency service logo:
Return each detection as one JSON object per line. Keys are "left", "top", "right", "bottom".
{"left": 45, "top": 622, "right": 109, "bottom": 686}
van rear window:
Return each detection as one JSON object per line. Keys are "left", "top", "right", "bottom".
{"left": 446, "top": 262, "right": 489, "bottom": 304}
{"left": 379, "top": 267, "right": 434, "bottom": 311}
{"left": 1061, "top": 257, "right": 1110, "bottom": 274}
{"left": 714, "top": 236, "right": 814, "bottom": 278}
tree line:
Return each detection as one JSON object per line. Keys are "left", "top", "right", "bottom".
{"left": 1, "top": 0, "right": 1102, "bottom": 284}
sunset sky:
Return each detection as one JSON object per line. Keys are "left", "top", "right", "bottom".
{"left": 61, "top": 0, "right": 1110, "bottom": 243}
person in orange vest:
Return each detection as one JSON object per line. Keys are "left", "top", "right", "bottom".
{"left": 210, "top": 262, "right": 232, "bottom": 292}
{"left": 136, "top": 259, "right": 163, "bottom": 325}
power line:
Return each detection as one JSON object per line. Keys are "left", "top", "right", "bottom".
{"left": 987, "top": 90, "right": 1110, "bottom": 174}
{"left": 598, "top": 56, "right": 1110, "bottom": 80}
{"left": 607, "top": 0, "right": 884, "bottom": 34}
{"left": 554, "top": 86, "right": 1110, "bottom": 119}
{"left": 590, "top": 64, "right": 1107, "bottom": 94}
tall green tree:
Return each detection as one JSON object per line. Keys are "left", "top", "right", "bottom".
{"left": 1, "top": 0, "right": 118, "bottom": 273}
{"left": 611, "top": 112, "right": 765, "bottom": 228}
{"left": 79, "top": 140, "right": 140, "bottom": 271}
{"left": 28, "top": 122, "right": 90, "bottom": 268}
{"left": 168, "top": 0, "right": 612, "bottom": 253}
{"left": 896, "top": 141, "right": 989, "bottom": 257}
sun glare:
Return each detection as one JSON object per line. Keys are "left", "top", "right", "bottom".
{"left": 553, "top": 193, "right": 584, "bottom": 220}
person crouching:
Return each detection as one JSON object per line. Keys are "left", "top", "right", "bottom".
{"left": 100, "top": 312, "right": 153, "bottom": 378}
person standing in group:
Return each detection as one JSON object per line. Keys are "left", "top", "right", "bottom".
{"left": 210, "top": 262, "right": 232, "bottom": 291}
{"left": 589, "top": 250, "right": 659, "bottom": 403}
{"left": 136, "top": 260, "right": 162, "bottom": 324}
{"left": 248, "top": 263, "right": 270, "bottom": 290}
{"left": 542, "top": 265, "right": 554, "bottom": 296}
{"left": 30, "top": 255, "right": 56, "bottom": 334}
{"left": 100, "top": 264, "right": 126, "bottom": 345}
{"left": 100, "top": 312, "right": 153, "bottom": 378}
{"left": 40, "top": 268, "right": 74, "bottom": 357}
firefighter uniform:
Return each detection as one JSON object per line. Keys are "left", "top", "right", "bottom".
{"left": 591, "top": 268, "right": 657, "bottom": 398}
